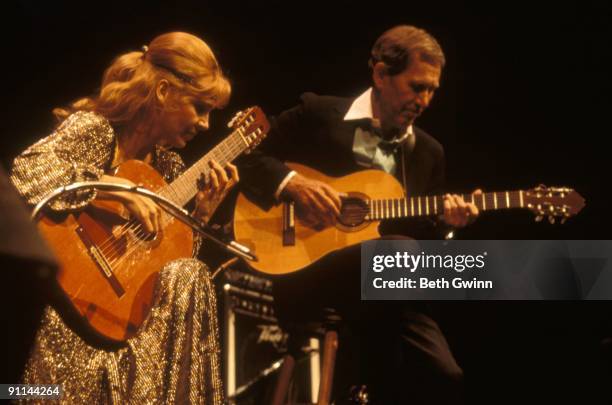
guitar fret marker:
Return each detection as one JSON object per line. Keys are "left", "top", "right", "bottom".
{"left": 494, "top": 192, "right": 498, "bottom": 209}
{"left": 519, "top": 190, "right": 524, "bottom": 207}
{"left": 506, "top": 191, "right": 510, "bottom": 208}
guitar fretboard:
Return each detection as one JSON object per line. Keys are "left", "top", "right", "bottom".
{"left": 159, "top": 125, "right": 263, "bottom": 207}
{"left": 365, "top": 191, "right": 525, "bottom": 220}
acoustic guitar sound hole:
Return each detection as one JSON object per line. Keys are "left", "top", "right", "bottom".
{"left": 338, "top": 197, "right": 368, "bottom": 227}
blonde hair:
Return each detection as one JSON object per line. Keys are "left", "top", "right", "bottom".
{"left": 54, "top": 32, "right": 231, "bottom": 126}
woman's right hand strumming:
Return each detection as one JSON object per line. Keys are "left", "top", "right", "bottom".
{"left": 97, "top": 174, "right": 163, "bottom": 234}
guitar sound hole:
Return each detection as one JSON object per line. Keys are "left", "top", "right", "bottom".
{"left": 339, "top": 197, "right": 368, "bottom": 227}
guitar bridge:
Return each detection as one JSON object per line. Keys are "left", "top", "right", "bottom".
{"left": 282, "top": 201, "right": 295, "bottom": 246}
{"left": 76, "top": 226, "right": 126, "bottom": 298}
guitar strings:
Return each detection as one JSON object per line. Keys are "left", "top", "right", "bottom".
{"left": 93, "top": 123, "right": 255, "bottom": 268}
{"left": 104, "top": 219, "right": 161, "bottom": 267}
{"left": 95, "top": 147, "right": 220, "bottom": 255}
{"left": 108, "top": 223, "right": 161, "bottom": 268}
{"left": 91, "top": 132, "right": 249, "bottom": 271}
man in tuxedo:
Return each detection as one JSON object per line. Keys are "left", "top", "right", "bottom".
{"left": 239, "top": 25, "right": 479, "bottom": 404}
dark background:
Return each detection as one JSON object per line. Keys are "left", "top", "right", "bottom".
{"left": 1, "top": 1, "right": 611, "bottom": 402}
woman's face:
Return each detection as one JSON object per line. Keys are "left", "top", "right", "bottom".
{"left": 155, "top": 91, "right": 213, "bottom": 149}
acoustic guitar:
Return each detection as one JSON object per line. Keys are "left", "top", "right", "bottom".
{"left": 233, "top": 162, "right": 585, "bottom": 275}
{"left": 37, "top": 107, "right": 270, "bottom": 342}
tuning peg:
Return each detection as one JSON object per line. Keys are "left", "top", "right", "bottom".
{"left": 561, "top": 217, "right": 567, "bottom": 225}
{"left": 228, "top": 110, "right": 244, "bottom": 128}
{"left": 535, "top": 215, "right": 543, "bottom": 222}
{"left": 548, "top": 216, "right": 555, "bottom": 224}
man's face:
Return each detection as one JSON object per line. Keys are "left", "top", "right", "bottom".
{"left": 373, "top": 57, "right": 441, "bottom": 134}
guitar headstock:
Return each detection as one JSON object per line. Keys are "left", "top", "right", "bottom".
{"left": 524, "top": 185, "right": 585, "bottom": 224}
{"left": 228, "top": 106, "right": 270, "bottom": 153}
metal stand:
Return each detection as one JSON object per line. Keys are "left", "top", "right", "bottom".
{"left": 30, "top": 181, "right": 257, "bottom": 262}
{"left": 271, "top": 309, "right": 340, "bottom": 405}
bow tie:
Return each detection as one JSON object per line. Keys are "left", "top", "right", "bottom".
{"left": 378, "top": 138, "right": 404, "bottom": 154}
{"left": 358, "top": 122, "right": 406, "bottom": 154}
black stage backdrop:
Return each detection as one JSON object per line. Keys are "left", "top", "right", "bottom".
{"left": 1, "top": 1, "right": 611, "bottom": 403}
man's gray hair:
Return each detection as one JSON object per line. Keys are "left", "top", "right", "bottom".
{"left": 369, "top": 25, "right": 446, "bottom": 75}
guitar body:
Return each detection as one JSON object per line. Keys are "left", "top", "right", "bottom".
{"left": 33, "top": 106, "right": 270, "bottom": 342}
{"left": 38, "top": 160, "right": 193, "bottom": 342}
{"left": 235, "top": 161, "right": 585, "bottom": 276}
{"left": 234, "top": 163, "right": 405, "bottom": 275}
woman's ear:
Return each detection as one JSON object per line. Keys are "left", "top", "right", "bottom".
{"left": 155, "top": 79, "right": 170, "bottom": 105}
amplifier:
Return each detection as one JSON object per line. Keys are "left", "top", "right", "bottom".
{"left": 218, "top": 268, "right": 319, "bottom": 404}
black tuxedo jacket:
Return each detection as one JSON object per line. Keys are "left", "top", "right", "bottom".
{"left": 238, "top": 92, "right": 450, "bottom": 238}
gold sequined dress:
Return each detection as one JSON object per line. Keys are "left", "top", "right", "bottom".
{"left": 10, "top": 111, "right": 224, "bottom": 404}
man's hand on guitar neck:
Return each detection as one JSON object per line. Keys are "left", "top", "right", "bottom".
{"left": 442, "top": 189, "right": 482, "bottom": 228}
{"left": 282, "top": 173, "right": 342, "bottom": 229}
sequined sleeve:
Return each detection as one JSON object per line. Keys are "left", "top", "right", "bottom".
{"left": 154, "top": 146, "right": 186, "bottom": 184}
{"left": 10, "top": 111, "right": 115, "bottom": 211}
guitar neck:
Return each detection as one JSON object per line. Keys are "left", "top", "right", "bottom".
{"left": 366, "top": 190, "right": 527, "bottom": 220}
{"left": 160, "top": 130, "right": 247, "bottom": 206}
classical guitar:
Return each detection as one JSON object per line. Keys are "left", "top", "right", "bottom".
{"left": 233, "top": 162, "right": 585, "bottom": 275}
{"left": 37, "top": 107, "right": 270, "bottom": 342}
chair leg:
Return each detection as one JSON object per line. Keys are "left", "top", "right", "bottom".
{"left": 317, "top": 330, "right": 338, "bottom": 405}
{"left": 271, "top": 354, "right": 295, "bottom": 405}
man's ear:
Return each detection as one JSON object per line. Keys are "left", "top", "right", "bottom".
{"left": 155, "top": 79, "right": 170, "bottom": 105}
{"left": 372, "top": 62, "right": 388, "bottom": 90}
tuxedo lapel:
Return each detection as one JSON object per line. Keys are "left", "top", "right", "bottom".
{"left": 316, "top": 99, "right": 363, "bottom": 174}
{"left": 402, "top": 129, "right": 434, "bottom": 196}
{"left": 328, "top": 98, "right": 357, "bottom": 151}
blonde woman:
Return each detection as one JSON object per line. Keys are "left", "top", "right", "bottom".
{"left": 11, "top": 32, "right": 236, "bottom": 404}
